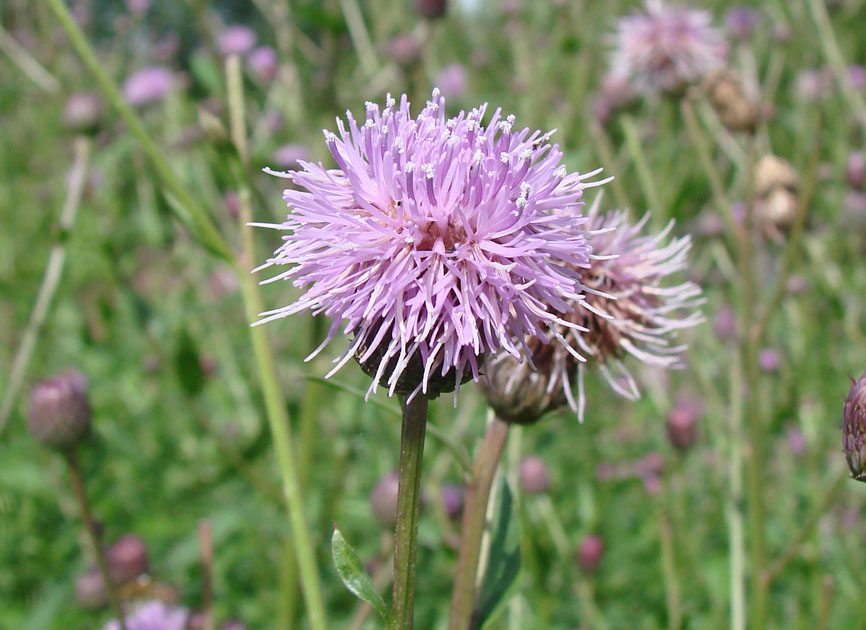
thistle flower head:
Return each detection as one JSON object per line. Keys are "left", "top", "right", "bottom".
{"left": 611, "top": 0, "right": 728, "bottom": 95}
{"left": 255, "top": 91, "right": 602, "bottom": 401}
{"left": 104, "top": 601, "right": 188, "bottom": 630}
{"left": 28, "top": 371, "right": 92, "bottom": 451}
{"left": 484, "top": 197, "right": 702, "bottom": 423}
{"left": 123, "top": 66, "right": 174, "bottom": 108}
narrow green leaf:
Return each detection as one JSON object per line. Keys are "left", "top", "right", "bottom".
{"left": 331, "top": 526, "right": 388, "bottom": 618}
{"left": 476, "top": 480, "right": 522, "bottom": 629}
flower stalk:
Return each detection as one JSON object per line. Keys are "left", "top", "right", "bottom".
{"left": 389, "top": 394, "right": 430, "bottom": 630}
{"left": 448, "top": 417, "right": 510, "bottom": 630}
{"left": 65, "top": 449, "right": 127, "bottom": 630}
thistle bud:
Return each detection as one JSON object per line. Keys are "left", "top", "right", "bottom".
{"left": 846, "top": 151, "right": 866, "bottom": 189}
{"left": 706, "top": 71, "right": 759, "bottom": 133}
{"left": 440, "top": 484, "right": 464, "bottom": 521}
{"left": 63, "top": 92, "right": 103, "bottom": 134}
{"left": 576, "top": 535, "right": 604, "bottom": 574}
{"left": 75, "top": 566, "right": 107, "bottom": 608}
{"left": 28, "top": 372, "right": 92, "bottom": 451}
{"left": 519, "top": 456, "right": 551, "bottom": 495}
{"left": 386, "top": 35, "right": 422, "bottom": 67}
{"left": 843, "top": 372, "right": 866, "bottom": 481}
{"left": 107, "top": 534, "right": 149, "bottom": 583}
{"left": 480, "top": 354, "right": 569, "bottom": 425}
{"left": 414, "top": 0, "right": 446, "bottom": 19}
{"left": 755, "top": 155, "right": 797, "bottom": 197}
{"left": 667, "top": 392, "right": 701, "bottom": 451}
{"left": 369, "top": 472, "right": 400, "bottom": 528}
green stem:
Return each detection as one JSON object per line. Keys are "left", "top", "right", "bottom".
{"left": 657, "top": 503, "right": 681, "bottom": 630}
{"left": 0, "top": 136, "right": 89, "bottom": 437}
{"left": 43, "top": 0, "right": 232, "bottom": 262}
{"left": 226, "top": 55, "right": 328, "bottom": 630}
{"left": 389, "top": 395, "right": 430, "bottom": 630}
{"left": 727, "top": 357, "right": 746, "bottom": 630}
{"left": 448, "top": 418, "right": 510, "bottom": 630}
{"left": 763, "top": 473, "right": 847, "bottom": 587}
{"left": 65, "top": 450, "right": 127, "bottom": 630}
{"left": 621, "top": 114, "right": 663, "bottom": 215}
{"left": 0, "top": 22, "right": 60, "bottom": 93}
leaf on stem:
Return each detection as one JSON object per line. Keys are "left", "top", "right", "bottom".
{"left": 475, "top": 480, "right": 522, "bottom": 629}
{"left": 331, "top": 526, "right": 388, "bottom": 618}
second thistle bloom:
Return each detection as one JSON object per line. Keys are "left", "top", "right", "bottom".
{"left": 610, "top": 0, "right": 728, "bottom": 95}
{"left": 256, "top": 91, "right": 601, "bottom": 400}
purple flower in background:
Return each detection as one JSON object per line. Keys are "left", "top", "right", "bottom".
{"left": 255, "top": 91, "right": 600, "bottom": 400}
{"left": 725, "top": 6, "right": 758, "bottom": 41}
{"left": 611, "top": 0, "right": 728, "bottom": 94}
{"left": 218, "top": 25, "right": 257, "bottom": 57}
{"left": 848, "top": 65, "right": 866, "bottom": 91}
{"left": 248, "top": 46, "right": 278, "bottom": 82}
{"left": 434, "top": 64, "right": 468, "bottom": 100}
{"left": 104, "top": 601, "right": 188, "bottom": 630}
{"left": 123, "top": 66, "right": 174, "bottom": 107}
{"left": 758, "top": 347, "right": 780, "bottom": 373}
{"left": 795, "top": 68, "right": 832, "bottom": 101}
{"left": 126, "top": 0, "right": 150, "bottom": 15}
{"left": 271, "top": 143, "right": 310, "bottom": 170}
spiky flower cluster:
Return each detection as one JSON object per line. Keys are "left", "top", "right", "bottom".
{"left": 610, "top": 0, "right": 728, "bottom": 95}
{"left": 256, "top": 91, "right": 605, "bottom": 400}
{"left": 843, "top": 371, "right": 866, "bottom": 481}
{"left": 104, "top": 601, "right": 188, "bottom": 630}
{"left": 484, "top": 197, "right": 702, "bottom": 423}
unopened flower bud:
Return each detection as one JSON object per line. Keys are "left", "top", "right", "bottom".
{"left": 28, "top": 372, "right": 92, "bottom": 451}
{"left": 440, "top": 484, "right": 464, "bottom": 521}
{"left": 519, "top": 456, "right": 551, "bottom": 495}
{"left": 370, "top": 472, "right": 400, "bottom": 528}
{"left": 108, "top": 534, "right": 149, "bottom": 583}
{"left": 757, "top": 187, "right": 798, "bottom": 232}
{"left": 576, "top": 535, "right": 604, "bottom": 574}
{"left": 755, "top": 155, "right": 797, "bottom": 197}
{"left": 846, "top": 151, "right": 866, "bottom": 189}
{"left": 843, "top": 372, "right": 866, "bottom": 481}
{"left": 414, "top": 0, "right": 446, "bottom": 19}
{"left": 75, "top": 566, "right": 107, "bottom": 608}
{"left": 63, "top": 92, "right": 103, "bottom": 134}
{"left": 705, "top": 71, "right": 759, "bottom": 133}
{"left": 758, "top": 347, "right": 780, "bottom": 373}
{"left": 387, "top": 35, "right": 422, "bottom": 67}
{"left": 667, "top": 392, "right": 701, "bottom": 451}
{"left": 480, "top": 354, "right": 568, "bottom": 425}
{"left": 247, "top": 46, "right": 278, "bottom": 83}
{"left": 218, "top": 25, "right": 256, "bottom": 57}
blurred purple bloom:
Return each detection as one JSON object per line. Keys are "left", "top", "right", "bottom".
{"left": 387, "top": 34, "right": 422, "bottom": 67}
{"left": 848, "top": 65, "right": 866, "bottom": 91}
{"left": 126, "top": 0, "right": 150, "bottom": 14}
{"left": 248, "top": 46, "right": 278, "bottom": 82}
{"left": 611, "top": 0, "right": 728, "bottom": 94}
{"left": 271, "top": 143, "right": 310, "bottom": 170}
{"left": 795, "top": 68, "right": 832, "bottom": 101}
{"left": 435, "top": 64, "right": 468, "bottom": 100}
{"left": 758, "top": 347, "right": 780, "bottom": 373}
{"left": 785, "top": 424, "right": 806, "bottom": 456}
{"left": 105, "top": 601, "right": 188, "bottom": 630}
{"left": 847, "top": 151, "right": 866, "bottom": 189}
{"left": 63, "top": 92, "right": 102, "bottom": 132}
{"left": 713, "top": 304, "right": 736, "bottom": 340}
{"left": 255, "top": 91, "right": 599, "bottom": 400}
{"left": 218, "top": 25, "right": 257, "bottom": 57}
{"left": 123, "top": 66, "right": 174, "bottom": 107}
{"left": 725, "top": 6, "right": 758, "bottom": 40}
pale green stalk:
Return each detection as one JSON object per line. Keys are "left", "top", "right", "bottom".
{"left": 621, "top": 114, "right": 663, "bottom": 216}
{"left": 0, "top": 22, "right": 60, "bottom": 93}
{"left": 226, "top": 55, "right": 328, "bottom": 630}
{"left": 726, "top": 358, "right": 746, "bottom": 630}
{"left": 339, "top": 0, "right": 378, "bottom": 77}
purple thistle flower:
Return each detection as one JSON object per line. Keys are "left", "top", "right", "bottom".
{"left": 488, "top": 199, "right": 702, "bottom": 422}
{"left": 104, "top": 601, "right": 188, "bottom": 630}
{"left": 610, "top": 0, "right": 728, "bottom": 95}
{"left": 247, "top": 46, "right": 278, "bottom": 83}
{"left": 271, "top": 143, "right": 310, "bottom": 170}
{"left": 218, "top": 25, "right": 257, "bottom": 57}
{"left": 123, "top": 66, "right": 174, "bottom": 107}
{"left": 255, "top": 91, "right": 602, "bottom": 401}
{"left": 434, "top": 64, "right": 468, "bottom": 100}
{"left": 724, "top": 6, "right": 758, "bottom": 41}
